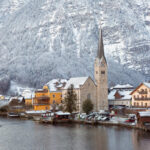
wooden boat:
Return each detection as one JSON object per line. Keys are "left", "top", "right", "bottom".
{"left": 7, "top": 112, "right": 20, "bottom": 118}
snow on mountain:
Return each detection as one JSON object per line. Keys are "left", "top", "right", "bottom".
{"left": 0, "top": 0, "right": 149, "bottom": 93}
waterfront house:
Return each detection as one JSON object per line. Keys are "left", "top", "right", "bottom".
{"left": 33, "top": 89, "right": 50, "bottom": 111}
{"left": 108, "top": 84, "right": 134, "bottom": 107}
{"left": 43, "top": 79, "right": 67, "bottom": 105}
{"left": 8, "top": 96, "right": 25, "bottom": 113}
{"left": 62, "top": 77, "right": 97, "bottom": 112}
{"left": 131, "top": 82, "right": 150, "bottom": 108}
{"left": 137, "top": 111, "right": 150, "bottom": 128}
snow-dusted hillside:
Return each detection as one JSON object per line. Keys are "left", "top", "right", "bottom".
{"left": 0, "top": 0, "right": 150, "bottom": 93}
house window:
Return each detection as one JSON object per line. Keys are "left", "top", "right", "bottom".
{"left": 134, "top": 102, "right": 136, "bottom": 106}
{"left": 145, "top": 103, "right": 147, "bottom": 107}
{"left": 53, "top": 100, "right": 55, "bottom": 104}
{"left": 141, "top": 102, "right": 143, "bottom": 107}
{"left": 101, "top": 71, "right": 105, "bottom": 74}
{"left": 53, "top": 95, "right": 55, "bottom": 98}
{"left": 96, "top": 71, "right": 98, "bottom": 74}
{"left": 87, "top": 93, "right": 91, "bottom": 100}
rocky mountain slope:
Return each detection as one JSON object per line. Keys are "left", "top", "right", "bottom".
{"left": 0, "top": 0, "right": 150, "bottom": 93}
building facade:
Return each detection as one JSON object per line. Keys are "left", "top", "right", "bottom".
{"left": 108, "top": 84, "right": 134, "bottom": 107}
{"left": 131, "top": 82, "right": 150, "bottom": 108}
{"left": 62, "top": 77, "right": 97, "bottom": 112}
{"left": 43, "top": 79, "right": 67, "bottom": 105}
{"left": 33, "top": 89, "right": 50, "bottom": 111}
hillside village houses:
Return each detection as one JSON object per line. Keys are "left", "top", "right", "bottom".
{"left": 1, "top": 28, "right": 150, "bottom": 113}
{"left": 108, "top": 84, "right": 134, "bottom": 108}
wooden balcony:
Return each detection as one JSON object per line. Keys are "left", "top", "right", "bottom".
{"left": 138, "top": 91, "right": 148, "bottom": 94}
{"left": 36, "top": 96, "right": 50, "bottom": 101}
{"left": 34, "top": 102, "right": 50, "bottom": 105}
{"left": 134, "top": 97, "right": 150, "bottom": 101}
{"left": 34, "top": 96, "right": 50, "bottom": 105}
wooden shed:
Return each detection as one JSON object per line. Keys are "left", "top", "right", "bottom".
{"left": 137, "top": 111, "right": 150, "bottom": 127}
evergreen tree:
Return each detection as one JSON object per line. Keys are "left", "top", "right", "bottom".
{"left": 63, "top": 84, "right": 77, "bottom": 114}
{"left": 82, "top": 99, "right": 93, "bottom": 114}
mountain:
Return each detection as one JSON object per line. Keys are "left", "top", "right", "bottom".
{"left": 0, "top": 0, "right": 150, "bottom": 94}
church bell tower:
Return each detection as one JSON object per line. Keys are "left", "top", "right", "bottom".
{"left": 94, "top": 27, "right": 108, "bottom": 111}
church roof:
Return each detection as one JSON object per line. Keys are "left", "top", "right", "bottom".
{"left": 97, "top": 29, "right": 107, "bottom": 63}
{"left": 63, "top": 77, "right": 88, "bottom": 89}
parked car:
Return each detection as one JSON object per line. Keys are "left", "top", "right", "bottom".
{"left": 125, "top": 114, "right": 136, "bottom": 123}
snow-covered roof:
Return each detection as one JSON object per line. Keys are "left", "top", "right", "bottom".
{"left": 143, "top": 82, "right": 150, "bottom": 88}
{"left": 9, "top": 96, "right": 24, "bottom": 103}
{"left": 112, "top": 84, "right": 134, "bottom": 89}
{"left": 139, "top": 111, "right": 150, "bottom": 117}
{"left": 25, "top": 110, "right": 47, "bottom": 114}
{"left": 21, "top": 89, "right": 34, "bottom": 99}
{"left": 46, "top": 79, "right": 67, "bottom": 92}
{"left": 63, "top": 77, "right": 88, "bottom": 89}
{"left": 108, "top": 89, "right": 132, "bottom": 100}
{"left": 55, "top": 111, "right": 70, "bottom": 116}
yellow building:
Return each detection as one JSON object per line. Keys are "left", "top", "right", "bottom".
{"left": 34, "top": 89, "right": 50, "bottom": 111}
{"left": 43, "top": 79, "right": 67, "bottom": 105}
{"left": 131, "top": 82, "right": 150, "bottom": 107}
{"left": 33, "top": 79, "right": 67, "bottom": 111}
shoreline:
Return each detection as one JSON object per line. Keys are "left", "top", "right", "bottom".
{"left": 0, "top": 113, "right": 149, "bottom": 132}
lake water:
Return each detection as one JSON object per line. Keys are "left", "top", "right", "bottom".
{"left": 0, "top": 117, "right": 150, "bottom": 150}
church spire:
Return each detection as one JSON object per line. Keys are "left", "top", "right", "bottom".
{"left": 97, "top": 27, "right": 107, "bottom": 63}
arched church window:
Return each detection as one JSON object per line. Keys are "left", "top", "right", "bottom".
{"left": 87, "top": 93, "right": 91, "bottom": 100}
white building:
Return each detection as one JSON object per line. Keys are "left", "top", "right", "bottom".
{"left": 108, "top": 84, "right": 134, "bottom": 107}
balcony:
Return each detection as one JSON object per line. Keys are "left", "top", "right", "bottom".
{"left": 138, "top": 90, "right": 148, "bottom": 94}
{"left": 134, "top": 97, "right": 150, "bottom": 101}
{"left": 36, "top": 96, "right": 50, "bottom": 101}
{"left": 34, "top": 102, "right": 50, "bottom": 105}
{"left": 34, "top": 96, "right": 50, "bottom": 105}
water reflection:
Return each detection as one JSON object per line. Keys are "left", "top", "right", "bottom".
{"left": 0, "top": 118, "right": 150, "bottom": 150}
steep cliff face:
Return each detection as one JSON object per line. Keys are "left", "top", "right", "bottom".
{"left": 0, "top": 0, "right": 149, "bottom": 91}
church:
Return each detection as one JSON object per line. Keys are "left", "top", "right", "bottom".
{"left": 62, "top": 27, "right": 108, "bottom": 112}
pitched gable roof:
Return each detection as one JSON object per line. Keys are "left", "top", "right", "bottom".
{"left": 108, "top": 89, "right": 132, "bottom": 100}
{"left": 130, "top": 82, "right": 150, "bottom": 95}
{"left": 63, "top": 77, "right": 88, "bottom": 90}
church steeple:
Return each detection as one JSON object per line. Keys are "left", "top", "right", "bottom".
{"left": 97, "top": 28, "right": 107, "bottom": 63}
{"left": 94, "top": 25, "right": 108, "bottom": 111}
